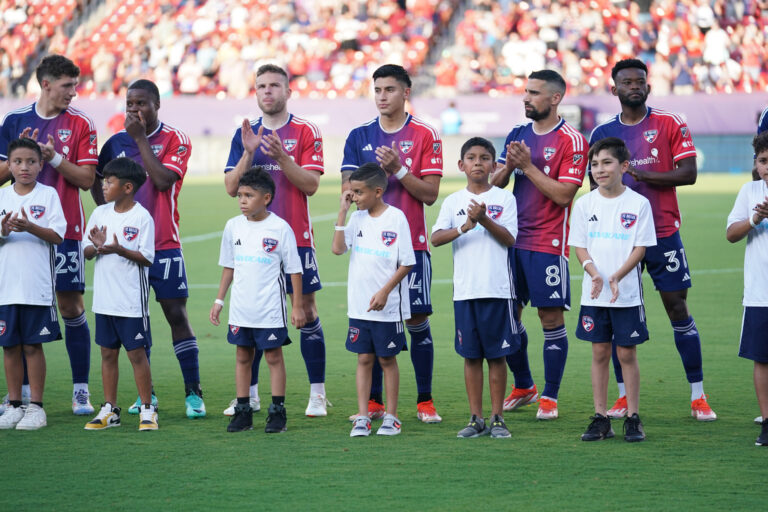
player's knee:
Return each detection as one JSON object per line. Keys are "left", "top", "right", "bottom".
{"left": 407, "top": 313, "right": 428, "bottom": 326}
{"left": 57, "top": 293, "right": 85, "bottom": 318}
{"left": 263, "top": 348, "right": 283, "bottom": 366}
{"left": 592, "top": 344, "right": 612, "bottom": 364}
{"left": 663, "top": 297, "right": 689, "bottom": 321}
{"left": 616, "top": 346, "right": 637, "bottom": 364}
{"left": 537, "top": 308, "right": 564, "bottom": 328}
{"left": 235, "top": 347, "right": 254, "bottom": 365}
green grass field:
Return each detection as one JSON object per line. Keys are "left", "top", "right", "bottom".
{"left": 2, "top": 174, "right": 765, "bottom": 511}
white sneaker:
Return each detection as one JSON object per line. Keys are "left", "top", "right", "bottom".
{"left": 72, "top": 389, "right": 95, "bottom": 415}
{"left": 16, "top": 404, "right": 47, "bottom": 430}
{"left": 139, "top": 404, "right": 158, "bottom": 431}
{"left": 0, "top": 394, "right": 7, "bottom": 416}
{"left": 0, "top": 389, "right": 30, "bottom": 415}
{"left": 305, "top": 394, "right": 332, "bottom": 417}
{"left": 755, "top": 416, "right": 764, "bottom": 425}
{"left": 376, "top": 413, "right": 402, "bottom": 436}
{"left": 223, "top": 397, "right": 260, "bottom": 416}
{"left": 350, "top": 416, "right": 371, "bottom": 437}
{"left": 0, "top": 406, "right": 26, "bottom": 429}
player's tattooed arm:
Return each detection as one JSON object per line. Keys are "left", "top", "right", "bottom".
{"left": 125, "top": 111, "right": 179, "bottom": 191}
{"left": 628, "top": 156, "right": 697, "bottom": 187}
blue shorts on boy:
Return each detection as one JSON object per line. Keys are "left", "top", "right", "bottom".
{"left": 54, "top": 239, "right": 86, "bottom": 292}
{"left": 95, "top": 313, "right": 152, "bottom": 351}
{"left": 0, "top": 305, "right": 61, "bottom": 346}
{"left": 227, "top": 325, "right": 291, "bottom": 350}
{"left": 346, "top": 319, "right": 406, "bottom": 357}
{"left": 575, "top": 305, "right": 649, "bottom": 346}
{"left": 509, "top": 247, "right": 570, "bottom": 309}
{"left": 148, "top": 248, "right": 190, "bottom": 300}
{"left": 454, "top": 299, "right": 519, "bottom": 359}
{"left": 643, "top": 232, "right": 691, "bottom": 292}
{"left": 284, "top": 247, "right": 322, "bottom": 295}
{"left": 739, "top": 307, "right": 768, "bottom": 363}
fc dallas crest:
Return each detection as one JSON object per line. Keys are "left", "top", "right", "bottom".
{"left": 123, "top": 226, "right": 139, "bottom": 241}
{"left": 262, "top": 237, "right": 278, "bottom": 253}
{"left": 620, "top": 213, "right": 637, "bottom": 229}
{"left": 283, "top": 139, "right": 297, "bottom": 152}
{"left": 643, "top": 130, "right": 658, "bottom": 143}
{"left": 348, "top": 327, "right": 359, "bottom": 343}
{"left": 581, "top": 315, "right": 594, "bottom": 332}
{"left": 29, "top": 205, "right": 46, "bottom": 219}
{"left": 381, "top": 231, "right": 397, "bottom": 247}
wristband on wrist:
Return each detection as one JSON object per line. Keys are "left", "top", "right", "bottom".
{"left": 214, "top": 298, "right": 225, "bottom": 307}
{"left": 334, "top": 225, "right": 346, "bottom": 231}
{"left": 394, "top": 166, "right": 408, "bottom": 180}
{"left": 749, "top": 215, "right": 759, "bottom": 228}
{"left": 582, "top": 259, "right": 593, "bottom": 269}
{"left": 50, "top": 152, "right": 63, "bottom": 168}
{"left": 456, "top": 225, "right": 464, "bottom": 236}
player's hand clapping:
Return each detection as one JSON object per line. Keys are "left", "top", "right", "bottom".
{"left": 5, "top": 207, "right": 33, "bottom": 233}
{"left": 88, "top": 225, "right": 107, "bottom": 248}
{"left": 504, "top": 140, "right": 532, "bottom": 173}
{"left": 261, "top": 132, "right": 288, "bottom": 162}
{"left": 752, "top": 196, "right": 768, "bottom": 225}
{"left": 241, "top": 120, "right": 264, "bottom": 154}
{"left": 97, "top": 233, "right": 124, "bottom": 256}
{"left": 375, "top": 141, "right": 402, "bottom": 174}
{"left": 1, "top": 210, "right": 14, "bottom": 236}
{"left": 467, "top": 199, "right": 487, "bottom": 224}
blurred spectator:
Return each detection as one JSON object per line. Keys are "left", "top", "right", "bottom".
{"left": 440, "top": 101, "right": 462, "bottom": 135}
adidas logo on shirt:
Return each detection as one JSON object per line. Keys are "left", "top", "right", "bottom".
{"left": 39, "top": 327, "right": 50, "bottom": 336}
{"left": 177, "top": 282, "right": 187, "bottom": 290}
{"left": 456, "top": 209, "right": 466, "bottom": 216}
{"left": 630, "top": 331, "right": 639, "bottom": 338}
{"left": 71, "top": 276, "right": 80, "bottom": 283}
{"left": 549, "top": 291, "right": 561, "bottom": 299}
{"left": 357, "top": 231, "right": 363, "bottom": 237}
{"left": 135, "top": 333, "right": 144, "bottom": 340}
{"left": 682, "top": 273, "right": 691, "bottom": 281}
{"left": 309, "top": 276, "right": 319, "bottom": 285}
{"left": 362, "top": 144, "right": 373, "bottom": 151}
{"left": 268, "top": 333, "right": 278, "bottom": 341}
{"left": 501, "top": 339, "right": 510, "bottom": 349}
{"left": 588, "top": 215, "right": 598, "bottom": 222}
{"left": 387, "top": 342, "right": 397, "bottom": 349}
{"left": 117, "top": 151, "right": 126, "bottom": 158}
{"left": 234, "top": 239, "right": 242, "bottom": 245}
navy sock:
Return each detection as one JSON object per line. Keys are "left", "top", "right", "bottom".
{"left": 22, "top": 355, "right": 28, "bottom": 386}
{"left": 371, "top": 359, "right": 383, "bottom": 396}
{"left": 672, "top": 316, "right": 704, "bottom": 383}
{"left": 407, "top": 320, "right": 433, "bottom": 394}
{"left": 250, "top": 350, "right": 263, "bottom": 385}
{"left": 272, "top": 395, "right": 285, "bottom": 406}
{"left": 237, "top": 396, "right": 249, "bottom": 405}
{"left": 63, "top": 313, "right": 90, "bottom": 384}
{"left": 369, "top": 393, "right": 383, "bottom": 404}
{"left": 542, "top": 325, "right": 568, "bottom": 399}
{"left": 172, "top": 337, "right": 200, "bottom": 387}
{"left": 299, "top": 317, "right": 326, "bottom": 384}
{"left": 611, "top": 343, "right": 624, "bottom": 383}
{"left": 506, "top": 322, "right": 534, "bottom": 389}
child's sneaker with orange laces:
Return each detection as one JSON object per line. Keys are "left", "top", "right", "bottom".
{"left": 416, "top": 399, "right": 442, "bottom": 423}
{"left": 691, "top": 394, "right": 717, "bottom": 421}
{"left": 607, "top": 396, "right": 628, "bottom": 419}
{"left": 503, "top": 385, "right": 538, "bottom": 411}
{"left": 536, "top": 397, "right": 558, "bottom": 420}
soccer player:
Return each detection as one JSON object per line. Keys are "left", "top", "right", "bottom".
{"left": 333, "top": 163, "right": 415, "bottom": 437}
{"left": 83, "top": 158, "right": 157, "bottom": 431}
{"left": 341, "top": 64, "right": 443, "bottom": 423}
{"left": 211, "top": 168, "right": 306, "bottom": 434}
{"left": 0, "top": 55, "right": 98, "bottom": 416}
{"left": 589, "top": 58, "right": 717, "bottom": 421}
{"left": 0, "top": 138, "right": 65, "bottom": 430}
{"left": 431, "top": 137, "right": 519, "bottom": 439}
{"left": 726, "top": 132, "right": 768, "bottom": 446}
{"left": 223, "top": 64, "right": 329, "bottom": 417}
{"left": 570, "top": 137, "right": 656, "bottom": 443}
{"left": 94, "top": 79, "right": 206, "bottom": 418}
{"left": 491, "top": 69, "right": 588, "bottom": 420}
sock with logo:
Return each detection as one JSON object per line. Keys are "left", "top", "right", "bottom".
{"left": 611, "top": 342, "right": 625, "bottom": 384}
{"left": 300, "top": 317, "right": 326, "bottom": 384}
{"left": 250, "top": 350, "right": 262, "bottom": 386}
{"left": 64, "top": 313, "right": 91, "bottom": 384}
{"left": 172, "top": 337, "right": 200, "bottom": 388}
{"left": 506, "top": 321, "right": 534, "bottom": 389}
{"left": 542, "top": 326, "right": 568, "bottom": 400}
{"left": 672, "top": 316, "right": 704, "bottom": 383}
{"left": 408, "top": 320, "right": 433, "bottom": 395}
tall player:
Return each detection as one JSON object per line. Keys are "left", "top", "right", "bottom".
{"left": 491, "top": 69, "right": 587, "bottom": 421}
{"left": 0, "top": 55, "right": 98, "bottom": 416}
{"left": 589, "top": 58, "right": 716, "bottom": 421}
{"left": 341, "top": 64, "right": 443, "bottom": 423}
{"left": 93, "top": 79, "right": 206, "bottom": 419}
{"left": 223, "top": 64, "right": 330, "bottom": 417}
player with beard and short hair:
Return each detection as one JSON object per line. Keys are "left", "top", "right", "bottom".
{"left": 589, "top": 58, "right": 716, "bottom": 422}
{"left": 223, "top": 64, "right": 330, "bottom": 418}
{"left": 491, "top": 69, "right": 588, "bottom": 421}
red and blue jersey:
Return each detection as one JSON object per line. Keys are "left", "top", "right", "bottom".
{"left": 497, "top": 118, "right": 587, "bottom": 257}
{"left": 98, "top": 122, "right": 191, "bottom": 250}
{"left": 0, "top": 103, "right": 98, "bottom": 240}
{"left": 342, "top": 114, "right": 443, "bottom": 251}
{"left": 589, "top": 106, "right": 697, "bottom": 237}
{"left": 225, "top": 114, "right": 324, "bottom": 248}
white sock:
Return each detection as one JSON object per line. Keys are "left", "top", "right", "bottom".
{"left": 690, "top": 381, "right": 704, "bottom": 401}
{"left": 73, "top": 383, "right": 89, "bottom": 394}
{"left": 310, "top": 383, "right": 326, "bottom": 396}
{"left": 21, "top": 384, "right": 31, "bottom": 397}
{"left": 249, "top": 384, "right": 259, "bottom": 399}
{"left": 617, "top": 383, "right": 626, "bottom": 398}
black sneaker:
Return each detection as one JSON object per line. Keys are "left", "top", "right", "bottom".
{"left": 581, "top": 414, "right": 614, "bottom": 441}
{"left": 756, "top": 418, "right": 768, "bottom": 446}
{"left": 226, "top": 403, "right": 253, "bottom": 432}
{"left": 623, "top": 413, "right": 645, "bottom": 442}
{"left": 265, "top": 403, "right": 287, "bottom": 433}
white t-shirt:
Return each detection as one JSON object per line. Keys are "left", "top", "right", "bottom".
{"left": 342, "top": 205, "right": 415, "bottom": 322}
{"left": 0, "top": 182, "right": 66, "bottom": 306}
{"left": 727, "top": 180, "right": 768, "bottom": 306}
{"left": 84, "top": 202, "right": 155, "bottom": 318}
{"left": 219, "top": 213, "right": 302, "bottom": 328}
{"left": 431, "top": 186, "right": 518, "bottom": 300}
{"left": 569, "top": 187, "right": 656, "bottom": 307}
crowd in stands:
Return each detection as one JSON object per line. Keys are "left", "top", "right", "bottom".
{"left": 1, "top": 0, "right": 767, "bottom": 99}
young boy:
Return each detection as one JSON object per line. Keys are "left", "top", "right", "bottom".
{"left": 569, "top": 137, "right": 656, "bottom": 443}
{"left": 0, "top": 138, "right": 65, "bottom": 430}
{"left": 332, "top": 163, "right": 414, "bottom": 437}
{"left": 726, "top": 131, "right": 768, "bottom": 446}
{"left": 83, "top": 157, "right": 157, "bottom": 431}
{"left": 431, "top": 137, "right": 519, "bottom": 438}
{"left": 210, "top": 167, "right": 306, "bottom": 434}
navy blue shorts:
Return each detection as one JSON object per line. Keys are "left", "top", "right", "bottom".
{"left": 739, "top": 307, "right": 768, "bottom": 363}
{"left": 0, "top": 304, "right": 61, "bottom": 346}
{"left": 285, "top": 247, "right": 322, "bottom": 295}
{"left": 227, "top": 325, "right": 291, "bottom": 350}
{"left": 346, "top": 319, "right": 406, "bottom": 357}
{"left": 643, "top": 232, "right": 692, "bottom": 292}
{"left": 149, "top": 248, "right": 190, "bottom": 300}
{"left": 95, "top": 313, "right": 152, "bottom": 351}
{"left": 54, "top": 239, "right": 85, "bottom": 292}
{"left": 405, "top": 250, "right": 432, "bottom": 315}
{"left": 509, "top": 247, "right": 570, "bottom": 309}
{"left": 454, "top": 298, "right": 519, "bottom": 359}
{"left": 575, "top": 305, "right": 649, "bottom": 346}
